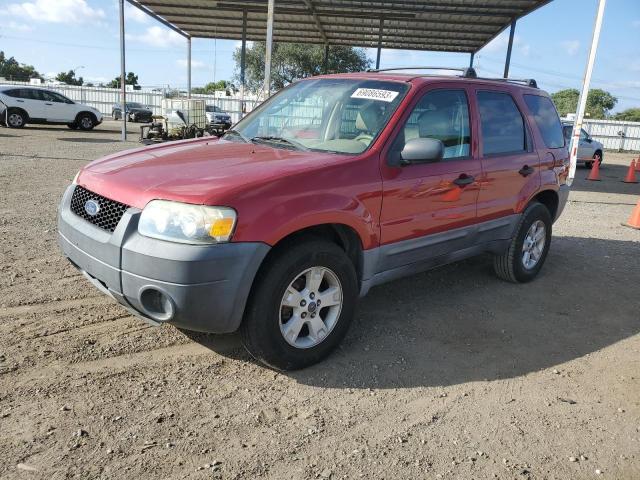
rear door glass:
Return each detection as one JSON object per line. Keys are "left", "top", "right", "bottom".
{"left": 477, "top": 91, "right": 526, "bottom": 155}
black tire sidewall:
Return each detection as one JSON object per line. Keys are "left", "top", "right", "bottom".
{"left": 78, "top": 113, "right": 94, "bottom": 130}
{"left": 8, "top": 109, "right": 26, "bottom": 128}
{"left": 511, "top": 203, "right": 552, "bottom": 282}
{"left": 242, "top": 240, "right": 358, "bottom": 370}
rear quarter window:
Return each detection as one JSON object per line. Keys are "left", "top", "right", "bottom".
{"left": 524, "top": 94, "right": 564, "bottom": 148}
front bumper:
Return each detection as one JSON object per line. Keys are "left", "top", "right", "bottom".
{"left": 57, "top": 185, "right": 270, "bottom": 333}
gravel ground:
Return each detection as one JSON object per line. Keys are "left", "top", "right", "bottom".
{"left": 1, "top": 121, "right": 639, "bottom": 480}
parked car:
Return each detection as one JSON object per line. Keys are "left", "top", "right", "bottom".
{"left": 58, "top": 69, "right": 569, "bottom": 370}
{"left": 205, "top": 105, "right": 232, "bottom": 132}
{"left": 0, "top": 85, "right": 103, "bottom": 130}
{"left": 112, "top": 102, "right": 153, "bottom": 122}
{"left": 562, "top": 122, "right": 604, "bottom": 168}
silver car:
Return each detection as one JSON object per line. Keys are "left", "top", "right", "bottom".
{"left": 562, "top": 122, "right": 604, "bottom": 168}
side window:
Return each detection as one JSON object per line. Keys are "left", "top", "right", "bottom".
{"left": 43, "top": 91, "right": 70, "bottom": 103}
{"left": 393, "top": 89, "right": 471, "bottom": 160}
{"left": 580, "top": 129, "right": 589, "bottom": 141}
{"left": 24, "top": 89, "right": 43, "bottom": 101}
{"left": 523, "top": 94, "right": 564, "bottom": 148}
{"left": 477, "top": 91, "right": 526, "bottom": 155}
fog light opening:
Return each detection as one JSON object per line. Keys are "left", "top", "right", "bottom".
{"left": 139, "top": 287, "right": 175, "bottom": 322}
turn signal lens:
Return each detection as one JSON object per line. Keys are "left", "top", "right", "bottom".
{"left": 210, "top": 218, "right": 234, "bottom": 239}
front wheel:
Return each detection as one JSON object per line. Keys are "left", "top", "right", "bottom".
{"left": 240, "top": 239, "right": 358, "bottom": 370}
{"left": 77, "top": 113, "right": 95, "bottom": 131}
{"left": 493, "top": 202, "right": 552, "bottom": 283}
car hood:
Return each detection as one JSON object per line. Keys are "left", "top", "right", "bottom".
{"left": 77, "top": 137, "right": 350, "bottom": 209}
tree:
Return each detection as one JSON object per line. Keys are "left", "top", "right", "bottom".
{"left": 192, "top": 80, "right": 235, "bottom": 95}
{"left": 613, "top": 108, "right": 640, "bottom": 122}
{"left": 551, "top": 88, "right": 617, "bottom": 119}
{"left": 233, "top": 42, "right": 372, "bottom": 93}
{"left": 0, "top": 51, "right": 42, "bottom": 81}
{"left": 55, "top": 70, "right": 83, "bottom": 86}
{"left": 107, "top": 72, "right": 140, "bottom": 89}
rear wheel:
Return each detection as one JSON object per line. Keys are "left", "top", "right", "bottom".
{"left": 7, "top": 109, "right": 26, "bottom": 128}
{"left": 493, "top": 202, "right": 552, "bottom": 283}
{"left": 240, "top": 239, "right": 358, "bottom": 370}
{"left": 584, "top": 150, "right": 602, "bottom": 169}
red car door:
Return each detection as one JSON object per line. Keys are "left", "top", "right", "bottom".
{"left": 472, "top": 88, "right": 541, "bottom": 222}
{"left": 378, "top": 86, "right": 481, "bottom": 271}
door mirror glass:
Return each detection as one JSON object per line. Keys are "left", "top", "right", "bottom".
{"left": 400, "top": 137, "right": 444, "bottom": 165}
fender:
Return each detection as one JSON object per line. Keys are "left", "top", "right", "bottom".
{"left": 234, "top": 191, "right": 379, "bottom": 249}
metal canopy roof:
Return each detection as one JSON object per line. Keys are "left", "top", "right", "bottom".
{"left": 133, "top": 0, "right": 550, "bottom": 53}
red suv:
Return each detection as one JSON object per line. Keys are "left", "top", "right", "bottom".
{"left": 58, "top": 69, "right": 569, "bottom": 369}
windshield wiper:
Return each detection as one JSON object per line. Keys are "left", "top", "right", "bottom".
{"left": 250, "top": 136, "right": 309, "bottom": 151}
{"left": 223, "top": 128, "right": 250, "bottom": 143}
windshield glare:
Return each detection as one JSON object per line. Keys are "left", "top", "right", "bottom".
{"left": 232, "top": 79, "right": 409, "bottom": 154}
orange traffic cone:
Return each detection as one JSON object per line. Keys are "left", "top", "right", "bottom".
{"left": 635, "top": 156, "right": 640, "bottom": 172}
{"left": 586, "top": 157, "right": 601, "bottom": 181}
{"left": 622, "top": 198, "right": 640, "bottom": 230}
{"left": 622, "top": 159, "right": 638, "bottom": 183}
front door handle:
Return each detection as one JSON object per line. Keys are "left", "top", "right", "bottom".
{"left": 519, "top": 165, "right": 535, "bottom": 177}
{"left": 453, "top": 174, "right": 475, "bottom": 187}
{"left": 45, "top": 103, "right": 53, "bottom": 105}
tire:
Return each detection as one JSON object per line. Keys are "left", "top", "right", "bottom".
{"left": 67, "top": 123, "right": 79, "bottom": 129}
{"left": 240, "top": 239, "right": 358, "bottom": 370}
{"left": 584, "top": 150, "right": 603, "bottom": 169}
{"left": 6, "top": 108, "right": 26, "bottom": 128}
{"left": 77, "top": 113, "right": 95, "bottom": 131}
{"left": 493, "top": 202, "right": 552, "bottom": 283}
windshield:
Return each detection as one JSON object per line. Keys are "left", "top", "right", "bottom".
{"left": 127, "top": 102, "right": 144, "bottom": 108}
{"left": 231, "top": 78, "right": 409, "bottom": 154}
{"left": 206, "top": 105, "right": 221, "bottom": 112}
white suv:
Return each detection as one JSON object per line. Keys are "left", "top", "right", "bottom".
{"left": 0, "top": 86, "right": 103, "bottom": 130}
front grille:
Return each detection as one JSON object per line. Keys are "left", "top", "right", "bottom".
{"left": 70, "top": 185, "right": 129, "bottom": 232}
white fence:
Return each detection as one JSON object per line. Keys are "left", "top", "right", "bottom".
{"left": 580, "top": 119, "right": 640, "bottom": 152}
{"left": 0, "top": 80, "right": 258, "bottom": 125}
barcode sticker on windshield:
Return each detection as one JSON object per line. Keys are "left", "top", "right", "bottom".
{"left": 351, "top": 88, "right": 399, "bottom": 103}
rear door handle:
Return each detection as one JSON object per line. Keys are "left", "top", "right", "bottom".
{"left": 45, "top": 103, "right": 53, "bottom": 105}
{"left": 16, "top": 99, "right": 24, "bottom": 103}
{"left": 519, "top": 165, "right": 535, "bottom": 177}
{"left": 453, "top": 174, "right": 475, "bottom": 186}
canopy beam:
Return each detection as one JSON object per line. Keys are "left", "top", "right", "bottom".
{"left": 503, "top": 19, "right": 515, "bottom": 78}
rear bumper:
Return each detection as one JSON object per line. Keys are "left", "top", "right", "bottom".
{"left": 58, "top": 185, "right": 270, "bottom": 333}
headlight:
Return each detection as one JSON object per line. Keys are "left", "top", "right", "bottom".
{"left": 138, "top": 200, "right": 236, "bottom": 244}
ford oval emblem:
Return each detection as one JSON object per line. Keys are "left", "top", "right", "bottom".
{"left": 84, "top": 199, "right": 100, "bottom": 216}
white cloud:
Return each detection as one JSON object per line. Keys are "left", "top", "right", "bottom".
{"left": 482, "top": 32, "right": 531, "bottom": 57}
{"left": 6, "top": 20, "right": 33, "bottom": 32}
{"left": 112, "top": 1, "right": 149, "bottom": 23}
{"left": 561, "top": 40, "right": 580, "bottom": 56}
{"left": 1, "top": 0, "right": 105, "bottom": 24}
{"left": 177, "top": 59, "right": 206, "bottom": 69}
{"left": 125, "top": 26, "right": 185, "bottom": 48}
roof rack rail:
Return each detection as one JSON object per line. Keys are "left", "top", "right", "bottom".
{"left": 478, "top": 77, "right": 538, "bottom": 88}
{"left": 366, "top": 66, "right": 477, "bottom": 78}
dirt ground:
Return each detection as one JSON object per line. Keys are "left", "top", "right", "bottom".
{"left": 1, "top": 121, "right": 639, "bottom": 480}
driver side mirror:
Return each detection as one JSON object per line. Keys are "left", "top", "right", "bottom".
{"left": 399, "top": 138, "right": 444, "bottom": 166}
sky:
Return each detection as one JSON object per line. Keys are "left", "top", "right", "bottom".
{"left": 0, "top": 0, "right": 639, "bottom": 112}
